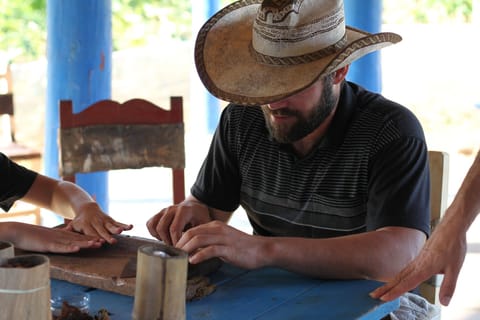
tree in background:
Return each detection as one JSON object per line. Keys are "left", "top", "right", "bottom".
{"left": 0, "top": 0, "right": 473, "bottom": 63}
{"left": 0, "top": 0, "right": 46, "bottom": 62}
{"left": 0, "top": 0, "right": 191, "bottom": 63}
{"left": 384, "top": 0, "right": 472, "bottom": 24}
{"left": 112, "top": 0, "right": 191, "bottom": 50}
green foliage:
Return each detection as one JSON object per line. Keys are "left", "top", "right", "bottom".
{"left": 0, "top": 0, "right": 47, "bottom": 62}
{"left": 0, "top": 0, "right": 191, "bottom": 62}
{"left": 423, "top": 0, "right": 472, "bottom": 22}
{"left": 0, "top": 0, "right": 473, "bottom": 63}
{"left": 383, "top": 0, "right": 472, "bottom": 24}
{"left": 112, "top": 0, "right": 191, "bottom": 50}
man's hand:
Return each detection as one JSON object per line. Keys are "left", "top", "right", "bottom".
{"left": 176, "top": 220, "right": 269, "bottom": 270}
{"left": 147, "top": 198, "right": 213, "bottom": 246}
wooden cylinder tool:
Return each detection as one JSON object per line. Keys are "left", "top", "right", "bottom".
{"left": 0, "top": 254, "right": 51, "bottom": 320}
{"left": 0, "top": 241, "right": 14, "bottom": 260}
{"left": 132, "top": 244, "right": 188, "bottom": 320}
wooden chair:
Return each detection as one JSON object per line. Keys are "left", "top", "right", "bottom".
{"left": 0, "top": 93, "right": 42, "bottom": 161}
{"left": 419, "top": 150, "right": 449, "bottom": 305}
{"left": 0, "top": 202, "right": 41, "bottom": 225}
{"left": 0, "top": 66, "right": 42, "bottom": 224}
{"left": 58, "top": 97, "right": 185, "bottom": 205}
{"left": 0, "top": 61, "right": 13, "bottom": 93}
{"left": 1, "top": 63, "right": 41, "bottom": 161}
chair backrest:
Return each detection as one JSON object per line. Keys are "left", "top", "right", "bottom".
{"left": 419, "top": 150, "right": 449, "bottom": 305}
{"left": 0, "top": 93, "right": 14, "bottom": 115}
{"left": 0, "top": 63, "right": 15, "bottom": 143}
{"left": 0, "top": 93, "right": 41, "bottom": 161}
{"left": 0, "top": 93, "right": 16, "bottom": 143}
{"left": 59, "top": 97, "right": 185, "bottom": 204}
{"left": 0, "top": 90, "right": 42, "bottom": 223}
{"left": 0, "top": 61, "right": 13, "bottom": 93}
{"left": 428, "top": 151, "right": 449, "bottom": 230}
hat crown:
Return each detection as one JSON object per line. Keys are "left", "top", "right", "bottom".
{"left": 252, "top": 0, "right": 346, "bottom": 62}
{"left": 194, "top": 0, "right": 401, "bottom": 105}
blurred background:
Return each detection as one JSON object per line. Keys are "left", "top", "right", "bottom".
{"left": 1, "top": 1, "right": 479, "bottom": 318}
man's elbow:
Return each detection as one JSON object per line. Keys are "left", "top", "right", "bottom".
{"left": 364, "top": 228, "right": 426, "bottom": 281}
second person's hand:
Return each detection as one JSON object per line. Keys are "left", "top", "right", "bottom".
{"left": 4, "top": 221, "right": 104, "bottom": 253}
{"left": 370, "top": 218, "right": 467, "bottom": 306}
{"left": 66, "top": 202, "right": 133, "bottom": 244}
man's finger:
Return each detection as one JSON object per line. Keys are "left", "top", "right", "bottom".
{"left": 439, "top": 269, "right": 460, "bottom": 306}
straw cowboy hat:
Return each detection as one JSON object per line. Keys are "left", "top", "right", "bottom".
{"left": 195, "top": 0, "right": 402, "bottom": 106}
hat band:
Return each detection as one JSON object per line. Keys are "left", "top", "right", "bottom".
{"left": 251, "top": 34, "right": 348, "bottom": 66}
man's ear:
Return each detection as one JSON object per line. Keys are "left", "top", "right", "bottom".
{"left": 333, "top": 65, "right": 349, "bottom": 84}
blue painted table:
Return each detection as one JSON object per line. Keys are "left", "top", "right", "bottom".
{"left": 51, "top": 264, "right": 399, "bottom": 319}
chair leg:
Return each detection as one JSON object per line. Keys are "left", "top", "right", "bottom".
{"left": 172, "top": 169, "right": 185, "bottom": 204}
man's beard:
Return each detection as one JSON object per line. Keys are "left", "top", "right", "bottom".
{"left": 262, "top": 76, "right": 337, "bottom": 144}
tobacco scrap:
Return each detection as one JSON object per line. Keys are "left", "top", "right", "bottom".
{"left": 186, "top": 276, "right": 216, "bottom": 301}
{"left": 52, "top": 302, "right": 111, "bottom": 320}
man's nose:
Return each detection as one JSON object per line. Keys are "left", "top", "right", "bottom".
{"left": 268, "top": 99, "right": 289, "bottom": 110}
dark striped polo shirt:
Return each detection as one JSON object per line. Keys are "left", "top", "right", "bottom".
{"left": 0, "top": 152, "right": 37, "bottom": 211}
{"left": 192, "top": 82, "right": 431, "bottom": 238}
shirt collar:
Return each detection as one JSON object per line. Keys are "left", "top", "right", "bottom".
{"left": 317, "top": 81, "right": 358, "bottom": 150}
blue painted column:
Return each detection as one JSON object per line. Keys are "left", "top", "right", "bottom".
{"left": 344, "top": 0, "right": 383, "bottom": 93}
{"left": 205, "top": 0, "right": 221, "bottom": 133}
{"left": 45, "top": 0, "right": 111, "bottom": 211}
{"left": 192, "top": 0, "right": 221, "bottom": 135}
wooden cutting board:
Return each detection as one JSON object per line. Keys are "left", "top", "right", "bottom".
{"left": 15, "top": 235, "right": 221, "bottom": 297}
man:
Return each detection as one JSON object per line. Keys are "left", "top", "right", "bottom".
{"left": 371, "top": 149, "right": 480, "bottom": 306}
{"left": 1, "top": 152, "right": 132, "bottom": 252}
{"left": 149, "top": 0, "right": 428, "bottom": 286}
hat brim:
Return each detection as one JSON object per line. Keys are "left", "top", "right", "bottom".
{"left": 195, "top": 0, "right": 402, "bottom": 106}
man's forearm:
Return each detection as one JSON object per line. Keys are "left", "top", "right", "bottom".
{"left": 261, "top": 227, "right": 425, "bottom": 282}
